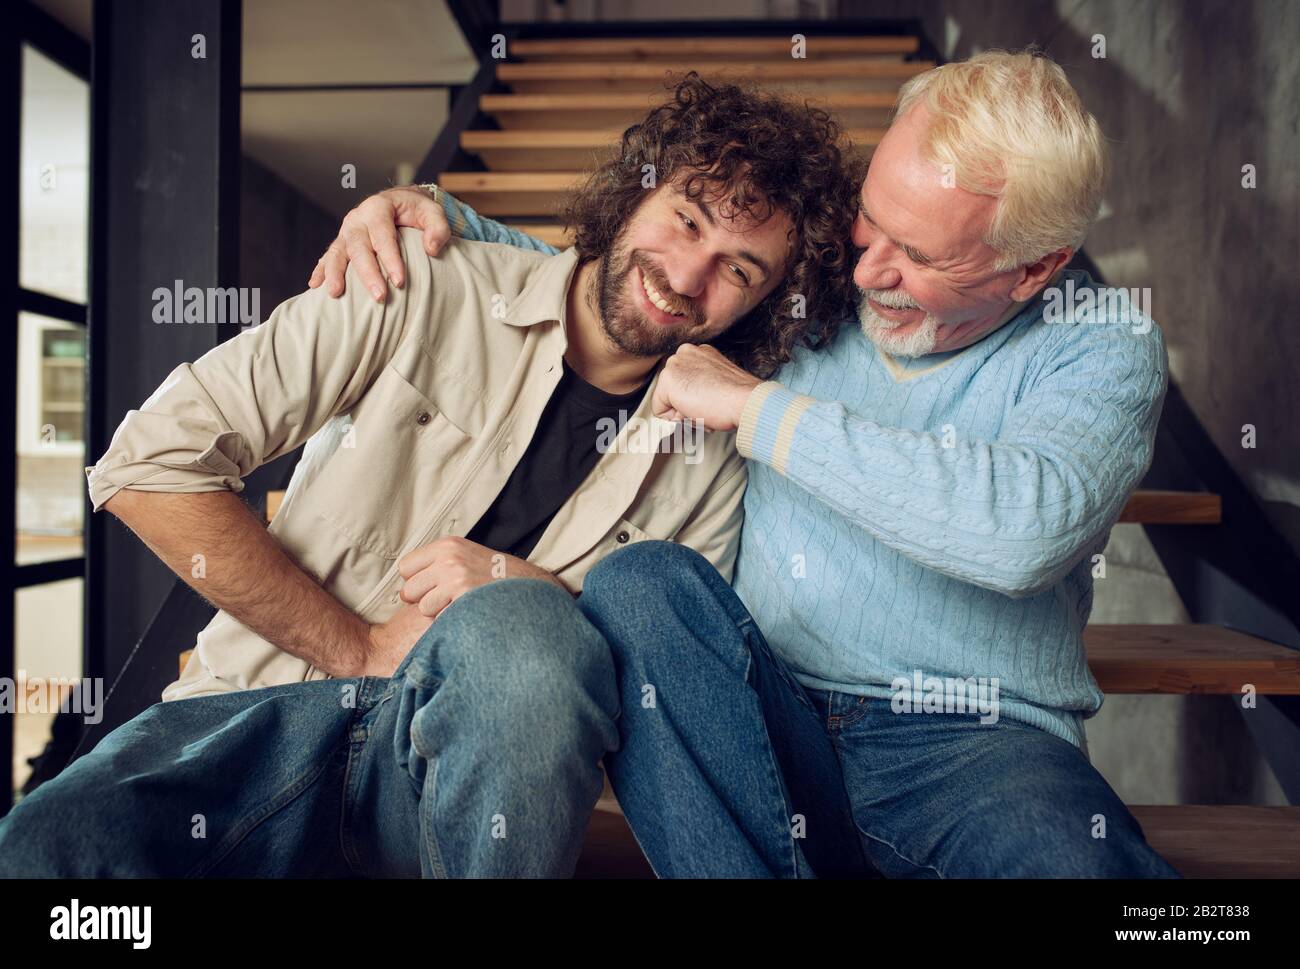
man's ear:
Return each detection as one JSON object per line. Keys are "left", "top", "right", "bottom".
{"left": 1008, "top": 247, "right": 1073, "bottom": 301}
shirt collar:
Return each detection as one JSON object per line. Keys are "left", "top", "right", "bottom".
{"left": 502, "top": 246, "right": 583, "bottom": 328}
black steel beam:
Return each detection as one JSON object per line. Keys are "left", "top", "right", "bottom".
{"left": 84, "top": 0, "right": 242, "bottom": 720}
{"left": 1, "top": 1, "right": 21, "bottom": 818}
{"left": 447, "top": 0, "right": 502, "bottom": 57}
{"left": 17, "top": 288, "right": 86, "bottom": 325}
{"left": 17, "top": 0, "right": 90, "bottom": 80}
{"left": 416, "top": 63, "right": 498, "bottom": 182}
{"left": 15, "top": 557, "right": 83, "bottom": 588}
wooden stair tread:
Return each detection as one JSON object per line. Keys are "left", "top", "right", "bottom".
{"left": 504, "top": 223, "right": 572, "bottom": 248}
{"left": 1118, "top": 489, "right": 1221, "bottom": 524}
{"left": 438, "top": 172, "right": 586, "bottom": 217}
{"left": 439, "top": 172, "right": 583, "bottom": 189}
{"left": 1132, "top": 806, "right": 1300, "bottom": 879}
{"left": 499, "top": 60, "right": 932, "bottom": 96}
{"left": 480, "top": 91, "right": 898, "bottom": 130}
{"left": 480, "top": 91, "right": 900, "bottom": 110}
{"left": 462, "top": 127, "right": 886, "bottom": 148}
{"left": 497, "top": 59, "right": 933, "bottom": 82}
{"left": 576, "top": 802, "right": 1300, "bottom": 878}
{"left": 463, "top": 126, "right": 882, "bottom": 171}
{"left": 1086, "top": 624, "right": 1300, "bottom": 694}
{"left": 511, "top": 36, "right": 919, "bottom": 61}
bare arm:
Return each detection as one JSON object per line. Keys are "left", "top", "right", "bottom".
{"left": 106, "top": 489, "right": 424, "bottom": 678}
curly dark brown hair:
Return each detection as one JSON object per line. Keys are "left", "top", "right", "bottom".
{"left": 559, "top": 72, "right": 862, "bottom": 378}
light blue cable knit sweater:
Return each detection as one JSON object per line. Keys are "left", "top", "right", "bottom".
{"left": 439, "top": 193, "right": 1169, "bottom": 749}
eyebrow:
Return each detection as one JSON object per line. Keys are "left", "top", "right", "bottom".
{"left": 692, "top": 197, "right": 774, "bottom": 281}
{"left": 859, "top": 199, "right": 936, "bottom": 266}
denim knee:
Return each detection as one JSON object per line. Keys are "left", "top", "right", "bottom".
{"left": 582, "top": 540, "right": 709, "bottom": 604}
{"left": 402, "top": 578, "right": 618, "bottom": 746}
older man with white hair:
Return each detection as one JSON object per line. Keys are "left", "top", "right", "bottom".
{"left": 313, "top": 49, "right": 1176, "bottom": 878}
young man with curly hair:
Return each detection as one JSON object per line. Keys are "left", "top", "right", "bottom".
{"left": 0, "top": 75, "right": 858, "bottom": 878}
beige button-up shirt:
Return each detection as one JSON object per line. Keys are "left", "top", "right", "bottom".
{"left": 86, "top": 230, "right": 746, "bottom": 701}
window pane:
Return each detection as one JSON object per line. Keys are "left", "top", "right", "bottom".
{"left": 17, "top": 313, "right": 86, "bottom": 564}
{"left": 13, "top": 579, "right": 84, "bottom": 798}
{"left": 20, "top": 44, "right": 90, "bottom": 304}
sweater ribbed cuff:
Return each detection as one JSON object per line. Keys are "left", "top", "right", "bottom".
{"left": 736, "top": 380, "right": 815, "bottom": 474}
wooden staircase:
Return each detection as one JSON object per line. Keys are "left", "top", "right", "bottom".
{"left": 445, "top": 34, "right": 924, "bottom": 241}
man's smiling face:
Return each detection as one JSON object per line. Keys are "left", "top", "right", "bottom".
{"left": 851, "top": 104, "right": 1032, "bottom": 357}
{"left": 594, "top": 179, "right": 794, "bottom": 358}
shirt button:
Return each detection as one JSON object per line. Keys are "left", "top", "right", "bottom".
{"left": 390, "top": 593, "right": 399, "bottom": 604}
{"left": 501, "top": 440, "right": 512, "bottom": 454}
{"left": 416, "top": 411, "right": 431, "bottom": 425}
{"left": 616, "top": 530, "right": 630, "bottom": 544}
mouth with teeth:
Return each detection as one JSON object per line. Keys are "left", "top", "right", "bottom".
{"left": 634, "top": 264, "right": 691, "bottom": 326}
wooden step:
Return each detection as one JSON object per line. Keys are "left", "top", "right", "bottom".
{"left": 496, "top": 59, "right": 934, "bottom": 95}
{"left": 260, "top": 489, "right": 1215, "bottom": 522}
{"left": 438, "top": 172, "right": 585, "bottom": 217}
{"left": 1085, "top": 624, "right": 1300, "bottom": 694}
{"left": 504, "top": 223, "right": 572, "bottom": 248}
{"left": 1132, "top": 806, "right": 1300, "bottom": 879}
{"left": 510, "top": 36, "right": 919, "bottom": 62}
{"left": 575, "top": 802, "right": 1300, "bottom": 878}
{"left": 1118, "top": 489, "right": 1221, "bottom": 524}
{"left": 461, "top": 129, "right": 623, "bottom": 172}
{"left": 480, "top": 91, "right": 898, "bottom": 130}
{"left": 462, "top": 126, "right": 884, "bottom": 171}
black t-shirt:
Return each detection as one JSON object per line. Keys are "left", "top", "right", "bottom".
{"left": 465, "top": 360, "right": 651, "bottom": 560}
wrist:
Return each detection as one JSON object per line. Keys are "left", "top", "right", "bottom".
{"left": 345, "top": 621, "right": 378, "bottom": 678}
{"left": 511, "top": 557, "right": 568, "bottom": 592}
{"left": 730, "top": 379, "right": 762, "bottom": 428}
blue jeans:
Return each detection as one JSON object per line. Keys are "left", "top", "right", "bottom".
{"left": 0, "top": 579, "right": 619, "bottom": 878}
{"left": 581, "top": 541, "right": 1181, "bottom": 879}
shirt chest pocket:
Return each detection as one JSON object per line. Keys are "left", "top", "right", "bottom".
{"left": 314, "top": 364, "right": 475, "bottom": 560}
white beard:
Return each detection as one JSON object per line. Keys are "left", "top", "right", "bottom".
{"left": 857, "top": 288, "right": 942, "bottom": 357}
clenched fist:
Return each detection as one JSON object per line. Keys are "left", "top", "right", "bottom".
{"left": 651, "top": 344, "right": 763, "bottom": 432}
{"left": 397, "top": 536, "right": 566, "bottom": 620}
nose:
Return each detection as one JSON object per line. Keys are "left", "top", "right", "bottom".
{"left": 854, "top": 243, "right": 902, "bottom": 292}
{"left": 661, "top": 249, "right": 710, "bottom": 300}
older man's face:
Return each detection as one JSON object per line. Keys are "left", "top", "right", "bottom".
{"left": 851, "top": 105, "right": 1045, "bottom": 357}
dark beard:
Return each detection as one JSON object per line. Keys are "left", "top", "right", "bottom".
{"left": 593, "top": 231, "right": 705, "bottom": 358}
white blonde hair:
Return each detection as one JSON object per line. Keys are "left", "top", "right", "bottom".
{"left": 894, "top": 48, "right": 1108, "bottom": 270}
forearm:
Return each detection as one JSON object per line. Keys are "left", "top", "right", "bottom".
{"left": 105, "top": 488, "right": 370, "bottom": 676}
{"left": 737, "top": 382, "right": 1147, "bottom": 597}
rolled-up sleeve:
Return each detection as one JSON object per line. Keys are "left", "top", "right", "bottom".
{"left": 85, "top": 228, "right": 433, "bottom": 512}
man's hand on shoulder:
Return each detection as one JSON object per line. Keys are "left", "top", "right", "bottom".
{"left": 309, "top": 186, "right": 450, "bottom": 303}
